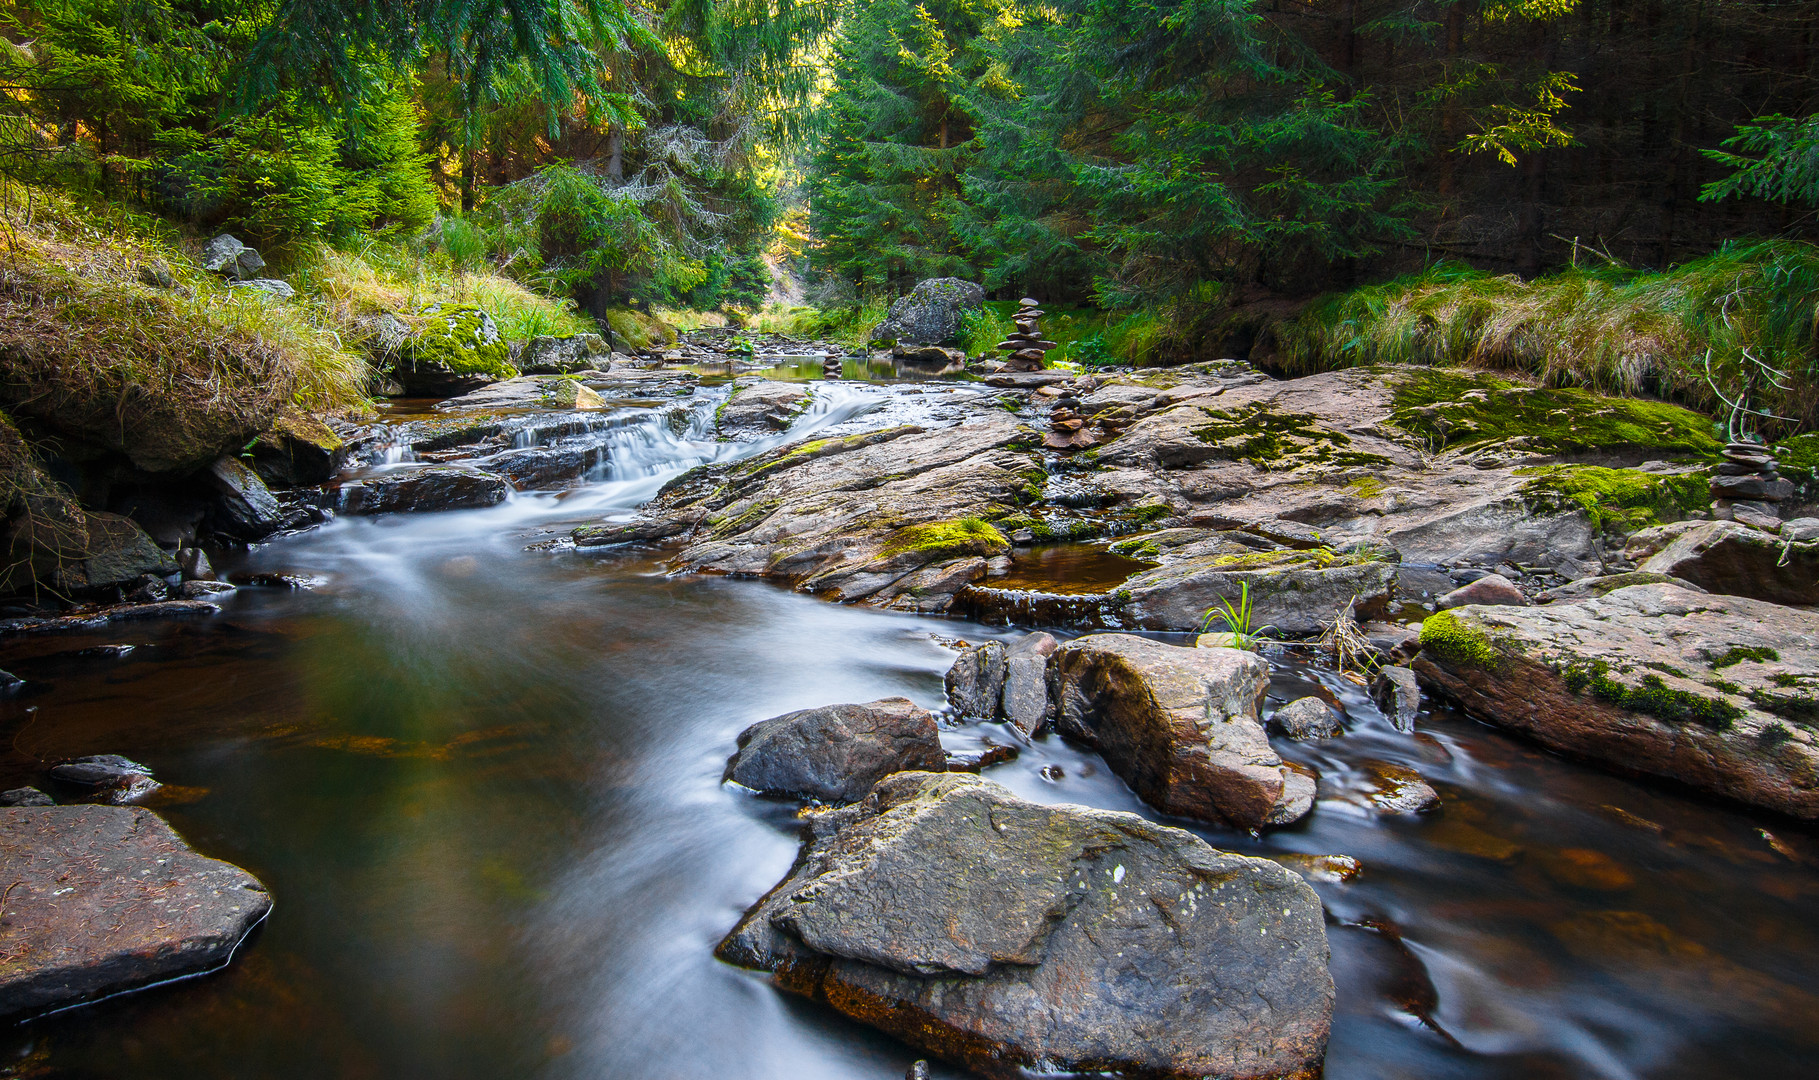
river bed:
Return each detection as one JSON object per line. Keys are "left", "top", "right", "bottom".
{"left": 2, "top": 375, "right": 1816, "bottom": 1079}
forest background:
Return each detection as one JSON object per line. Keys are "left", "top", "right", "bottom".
{"left": 6, "top": 0, "right": 1819, "bottom": 430}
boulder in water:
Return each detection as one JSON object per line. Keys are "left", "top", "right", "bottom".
{"left": 725, "top": 698, "right": 946, "bottom": 803}
{"left": 205, "top": 456, "right": 285, "bottom": 539}
{"left": 1270, "top": 696, "right": 1343, "bottom": 740}
{"left": 944, "top": 641, "right": 1007, "bottom": 718}
{"left": 717, "top": 771, "right": 1334, "bottom": 1080}
{"left": 46, "top": 754, "right": 161, "bottom": 804}
{"left": 999, "top": 632, "right": 1057, "bottom": 735}
{"left": 0, "top": 805, "right": 270, "bottom": 1018}
{"left": 333, "top": 465, "right": 512, "bottom": 515}
{"left": 1049, "top": 634, "right": 1315, "bottom": 828}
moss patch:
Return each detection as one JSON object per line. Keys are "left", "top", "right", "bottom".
{"left": 1706, "top": 645, "right": 1780, "bottom": 669}
{"left": 880, "top": 517, "right": 1009, "bottom": 559}
{"left": 399, "top": 304, "right": 516, "bottom": 380}
{"left": 1420, "top": 609, "right": 1507, "bottom": 671}
{"left": 1517, "top": 465, "right": 1711, "bottom": 533}
{"left": 1392, "top": 369, "right": 1721, "bottom": 458}
{"left": 1190, "top": 403, "right": 1392, "bottom": 470}
{"left": 1561, "top": 658, "right": 1742, "bottom": 730}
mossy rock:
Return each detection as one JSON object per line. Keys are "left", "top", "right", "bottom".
{"left": 1517, "top": 464, "right": 1711, "bottom": 535}
{"left": 391, "top": 305, "right": 516, "bottom": 393}
{"left": 1391, "top": 369, "right": 1721, "bottom": 458}
{"left": 880, "top": 518, "right": 1009, "bottom": 560}
{"left": 602, "top": 307, "right": 679, "bottom": 352}
{"left": 1190, "top": 403, "right": 1393, "bottom": 471}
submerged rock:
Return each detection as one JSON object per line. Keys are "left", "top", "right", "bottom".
{"left": 0, "top": 805, "right": 271, "bottom": 1018}
{"left": 1271, "top": 696, "right": 1344, "bottom": 740}
{"left": 46, "top": 754, "right": 161, "bottom": 804}
{"left": 1628, "top": 520, "right": 1819, "bottom": 606}
{"left": 1371, "top": 666, "right": 1422, "bottom": 732}
{"left": 725, "top": 698, "right": 945, "bottom": 803}
{"left": 332, "top": 465, "right": 512, "bottom": 515}
{"left": 1415, "top": 584, "right": 1819, "bottom": 819}
{"left": 717, "top": 771, "right": 1333, "bottom": 1080}
{"left": 1049, "top": 634, "right": 1315, "bottom": 828}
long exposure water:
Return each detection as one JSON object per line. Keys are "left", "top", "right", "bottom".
{"left": 2, "top": 375, "right": 1816, "bottom": 1078}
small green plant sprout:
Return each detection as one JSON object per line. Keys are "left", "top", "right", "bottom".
{"left": 1318, "top": 596, "right": 1378, "bottom": 683}
{"left": 1200, "top": 582, "right": 1275, "bottom": 651}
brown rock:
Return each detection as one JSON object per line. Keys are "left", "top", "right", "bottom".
{"left": 1049, "top": 634, "right": 1314, "bottom": 828}
{"left": 0, "top": 805, "right": 271, "bottom": 1018}
{"left": 1436, "top": 573, "right": 1529, "bottom": 610}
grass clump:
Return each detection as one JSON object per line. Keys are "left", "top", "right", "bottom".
{"left": 1518, "top": 465, "right": 1711, "bottom": 533}
{"left": 1561, "top": 658, "right": 1743, "bottom": 730}
{"left": 1392, "top": 369, "right": 1722, "bottom": 457}
{"left": 880, "top": 517, "right": 1009, "bottom": 559}
{"left": 1275, "top": 242, "right": 1819, "bottom": 430}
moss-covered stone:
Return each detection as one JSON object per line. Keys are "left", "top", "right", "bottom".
{"left": 1189, "top": 403, "right": 1392, "bottom": 470}
{"left": 1419, "top": 609, "right": 1506, "bottom": 670}
{"left": 1707, "top": 645, "right": 1779, "bottom": 669}
{"left": 1561, "top": 658, "right": 1742, "bottom": 730}
{"left": 880, "top": 518, "right": 1009, "bottom": 559}
{"left": 398, "top": 304, "right": 515, "bottom": 381}
{"left": 1392, "top": 369, "right": 1721, "bottom": 457}
{"left": 1517, "top": 464, "right": 1711, "bottom": 533}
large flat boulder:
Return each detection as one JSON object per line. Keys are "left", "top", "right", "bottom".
{"left": 1049, "top": 634, "right": 1315, "bottom": 828}
{"left": 1115, "top": 549, "right": 1398, "bottom": 635}
{"left": 725, "top": 698, "right": 945, "bottom": 803}
{"left": 1414, "top": 584, "right": 1819, "bottom": 818}
{"left": 1629, "top": 520, "right": 1819, "bottom": 606}
{"left": 718, "top": 771, "right": 1332, "bottom": 1080}
{"left": 0, "top": 805, "right": 271, "bottom": 1018}
{"left": 716, "top": 381, "right": 813, "bottom": 441}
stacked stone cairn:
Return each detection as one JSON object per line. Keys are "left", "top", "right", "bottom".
{"left": 823, "top": 352, "right": 842, "bottom": 379}
{"left": 997, "top": 298, "right": 1058, "bottom": 372}
{"left": 1711, "top": 440, "right": 1793, "bottom": 527}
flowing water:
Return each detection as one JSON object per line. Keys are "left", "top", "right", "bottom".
{"left": 3, "top": 375, "right": 1817, "bottom": 1079}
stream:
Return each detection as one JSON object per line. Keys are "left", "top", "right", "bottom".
{"left": 3, "top": 370, "right": 1817, "bottom": 1079}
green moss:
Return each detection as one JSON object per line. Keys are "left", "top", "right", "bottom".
{"left": 1773, "top": 672, "right": 1810, "bottom": 688}
{"left": 1561, "top": 658, "right": 1741, "bottom": 730}
{"left": 1346, "top": 475, "right": 1387, "bottom": 499}
{"left": 1108, "top": 537, "right": 1161, "bottom": 559}
{"left": 1118, "top": 502, "right": 1171, "bottom": 525}
{"left": 602, "top": 307, "right": 678, "bottom": 351}
{"left": 879, "top": 517, "right": 1010, "bottom": 559}
{"left": 1030, "top": 518, "right": 1106, "bottom": 542}
{"left": 1706, "top": 645, "right": 1780, "bottom": 669}
{"left": 1190, "top": 403, "right": 1393, "bottom": 470}
{"left": 1392, "top": 369, "right": 1721, "bottom": 458}
{"left": 1759, "top": 722, "right": 1796, "bottom": 748}
{"left": 399, "top": 304, "right": 516, "bottom": 380}
{"left": 707, "top": 498, "right": 782, "bottom": 539}
{"left": 1518, "top": 465, "right": 1712, "bottom": 533}
{"left": 1771, "top": 433, "right": 1819, "bottom": 475}
{"left": 1748, "top": 688, "right": 1819, "bottom": 725}
{"left": 1705, "top": 678, "right": 1744, "bottom": 695}
{"left": 1420, "top": 609, "right": 1507, "bottom": 670}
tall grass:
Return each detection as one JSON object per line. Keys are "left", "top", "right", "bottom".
{"left": 1275, "top": 242, "right": 1819, "bottom": 431}
{"left": 298, "top": 242, "right": 595, "bottom": 344}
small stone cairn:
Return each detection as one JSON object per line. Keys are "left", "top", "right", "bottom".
{"left": 823, "top": 352, "right": 843, "bottom": 380}
{"left": 997, "top": 298, "right": 1058, "bottom": 372}
{"left": 1711, "top": 440, "right": 1793, "bottom": 527}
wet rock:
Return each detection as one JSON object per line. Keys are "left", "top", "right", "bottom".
{"left": 1415, "top": 584, "right": 1819, "bottom": 819}
{"left": 894, "top": 344, "right": 967, "bottom": 367}
{"left": 205, "top": 456, "right": 285, "bottom": 539}
{"left": 247, "top": 411, "right": 344, "bottom": 488}
{"left": 906, "top": 1062, "right": 931, "bottom": 1080}
{"left": 1049, "top": 634, "right": 1314, "bottom": 828}
{"left": 999, "top": 632, "right": 1058, "bottom": 736}
{"left": 385, "top": 305, "right": 513, "bottom": 397}
{"left": 0, "top": 805, "right": 271, "bottom": 1018}
{"left": 74, "top": 512, "right": 180, "bottom": 592}
{"left": 438, "top": 375, "right": 604, "bottom": 411}
{"left": 0, "top": 668, "right": 22, "bottom": 695}
{"left": 1628, "top": 520, "right": 1819, "bottom": 606}
{"left": 716, "top": 381, "right": 812, "bottom": 440}
{"left": 0, "top": 787, "right": 52, "bottom": 806}
{"left": 1273, "top": 853, "right": 1361, "bottom": 884}
{"left": 572, "top": 515, "right": 700, "bottom": 547}
{"left": 1436, "top": 572, "right": 1529, "bottom": 610}
{"left": 484, "top": 445, "right": 599, "bottom": 490}
{"left": 867, "top": 278, "right": 984, "bottom": 345}
{"left": 725, "top": 698, "right": 946, "bottom": 803}
{"left": 177, "top": 546, "right": 215, "bottom": 581}
{"left": 1361, "top": 762, "right": 1441, "bottom": 813}
{"left": 944, "top": 743, "right": 1019, "bottom": 772}
{"left": 333, "top": 465, "right": 512, "bottom": 515}
{"left": 124, "top": 575, "right": 170, "bottom": 603}
{"left": 1115, "top": 552, "right": 1397, "bottom": 635}
{"left": 944, "top": 642, "right": 1007, "bottom": 718}
{"left": 177, "top": 580, "right": 235, "bottom": 600}
{"left": 1371, "top": 666, "right": 1421, "bottom": 732}
{"left": 0, "top": 600, "right": 219, "bottom": 636}
{"left": 1271, "top": 696, "right": 1344, "bottom": 740}
{"left": 46, "top": 754, "right": 161, "bottom": 804}
{"left": 717, "top": 771, "right": 1334, "bottom": 1080}
{"left": 519, "top": 334, "right": 609, "bottom": 374}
